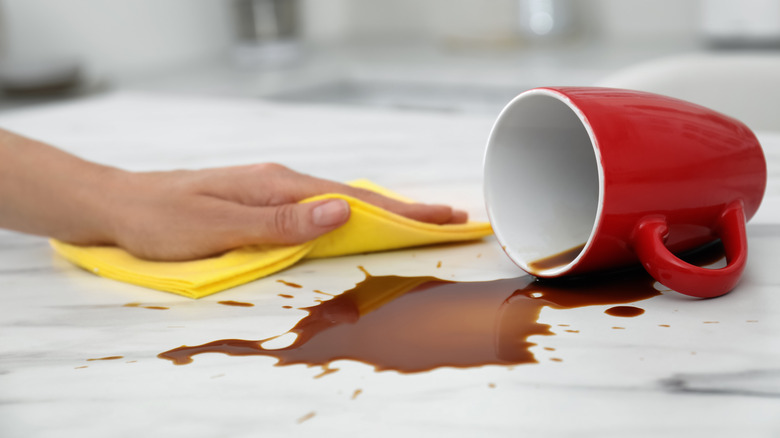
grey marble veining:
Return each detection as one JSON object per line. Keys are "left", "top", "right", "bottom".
{"left": 1, "top": 92, "right": 779, "bottom": 438}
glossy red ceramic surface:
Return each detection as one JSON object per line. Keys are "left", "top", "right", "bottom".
{"left": 541, "top": 87, "right": 767, "bottom": 297}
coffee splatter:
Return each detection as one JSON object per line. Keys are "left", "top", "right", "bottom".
{"left": 159, "top": 272, "right": 659, "bottom": 372}
{"left": 277, "top": 279, "right": 303, "bottom": 288}
{"left": 158, "top": 243, "right": 725, "bottom": 374}
{"left": 124, "top": 303, "right": 169, "bottom": 310}
{"left": 218, "top": 300, "right": 255, "bottom": 307}
{"left": 87, "top": 356, "right": 123, "bottom": 361}
{"left": 313, "top": 366, "right": 338, "bottom": 379}
{"left": 297, "top": 412, "right": 316, "bottom": 424}
{"left": 313, "top": 290, "right": 334, "bottom": 297}
{"left": 605, "top": 306, "right": 645, "bottom": 317}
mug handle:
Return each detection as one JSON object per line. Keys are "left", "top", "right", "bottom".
{"left": 631, "top": 202, "right": 747, "bottom": 298}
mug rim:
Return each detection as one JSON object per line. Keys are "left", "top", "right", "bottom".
{"left": 483, "top": 87, "right": 605, "bottom": 277}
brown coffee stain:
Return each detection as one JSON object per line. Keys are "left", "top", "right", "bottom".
{"left": 278, "top": 294, "right": 294, "bottom": 299}
{"left": 313, "top": 290, "right": 334, "bottom": 297}
{"left": 351, "top": 389, "right": 363, "bottom": 400}
{"left": 659, "top": 324, "right": 670, "bottom": 327}
{"left": 277, "top": 279, "right": 303, "bottom": 288}
{"left": 218, "top": 300, "right": 255, "bottom": 307}
{"left": 436, "top": 261, "right": 442, "bottom": 268}
{"left": 158, "top": 273, "right": 656, "bottom": 372}
{"left": 124, "top": 302, "right": 169, "bottom": 310}
{"left": 297, "top": 412, "right": 316, "bottom": 424}
{"left": 314, "top": 366, "right": 338, "bottom": 379}
{"left": 527, "top": 244, "right": 586, "bottom": 271}
{"left": 604, "top": 305, "right": 645, "bottom": 317}
{"left": 87, "top": 356, "right": 123, "bottom": 361}
{"left": 158, "top": 243, "right": 725, "bottom": 374}
{"left": 282, "top": 305, "right": 293, "bottom": 309}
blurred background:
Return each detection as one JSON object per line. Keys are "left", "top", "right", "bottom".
{"left": 1, "top": 0, "right": 779, "bottom": 122}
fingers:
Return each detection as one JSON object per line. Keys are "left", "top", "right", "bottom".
{"left": 318, "top": 187, "right": 469, "bottom": 225}
{"left": 273, "top": 170, "right": 469, "bottom": 225}
{"left": 197, "top": 164, "right": 469, "bottom": 225}
{"left": 237, "top": 198, "right": 352, "bottom": 246}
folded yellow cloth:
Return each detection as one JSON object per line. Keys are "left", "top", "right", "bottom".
{"left": 51, "top": 180, "right": 492, "bottom": 299}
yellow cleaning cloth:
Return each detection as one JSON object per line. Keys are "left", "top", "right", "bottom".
{"left": 50, "top": 180, "right": 492, "bottom": 298}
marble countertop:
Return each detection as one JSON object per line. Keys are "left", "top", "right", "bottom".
{"left": 1, "top": 92, "right": 779, "bottom": 437}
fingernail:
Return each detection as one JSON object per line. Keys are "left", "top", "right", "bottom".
{"left": 312, "top": 199, "right": 350, "bottom": 227}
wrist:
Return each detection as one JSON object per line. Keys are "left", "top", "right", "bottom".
{"left": 77, "top": 164, "right": 134, "bottom": 246}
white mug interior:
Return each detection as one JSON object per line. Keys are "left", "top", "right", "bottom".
{"left": 484, "top": 88, "right": 603, "bottom": 277}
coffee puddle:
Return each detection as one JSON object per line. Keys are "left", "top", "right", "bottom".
{"left": 158, "top": 243, "right": 724, "bottom": 373}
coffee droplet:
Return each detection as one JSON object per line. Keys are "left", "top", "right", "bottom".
{"left": 277, "top": 279, "right": 303, "bottom": 288}
{"left": 218, "top": 300, "right": 255, "bottom": 307}
{"left": 604, "top": 306, "right": 645, "bottom": 317}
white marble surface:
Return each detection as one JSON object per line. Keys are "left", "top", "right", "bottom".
{"left": 1, "top": 92, "right": 779, "bottom": 438}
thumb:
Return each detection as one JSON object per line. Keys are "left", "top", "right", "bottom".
{"left": 258, "top": 198, "right": 351, "bottom": 245}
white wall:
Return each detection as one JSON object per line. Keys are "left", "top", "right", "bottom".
{"left": 0, "top": 0, "right": 234, "bottom": 78}
{"left": 0, "top": 0, "right": 708, "bottom": 79}
{"left": 300, "top": 0, "right": 702, "bottom": 44}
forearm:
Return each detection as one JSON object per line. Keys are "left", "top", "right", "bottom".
{"left": 0, "top": 128, "right": 120, "bottom": 244}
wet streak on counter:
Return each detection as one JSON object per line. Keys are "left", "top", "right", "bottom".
{"left": 158, "top": 243, "right": 726, "bottom": 374}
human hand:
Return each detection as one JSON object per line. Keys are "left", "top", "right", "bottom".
{"left": 95, "top": 163, "right": 468, "bottom": 261}
{"left": 0, "top": 129, "right": 467, "bottom": 261}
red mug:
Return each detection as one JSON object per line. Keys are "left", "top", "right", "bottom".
{"left": 483, "top": 87, "right": 767, "bottom": 298}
